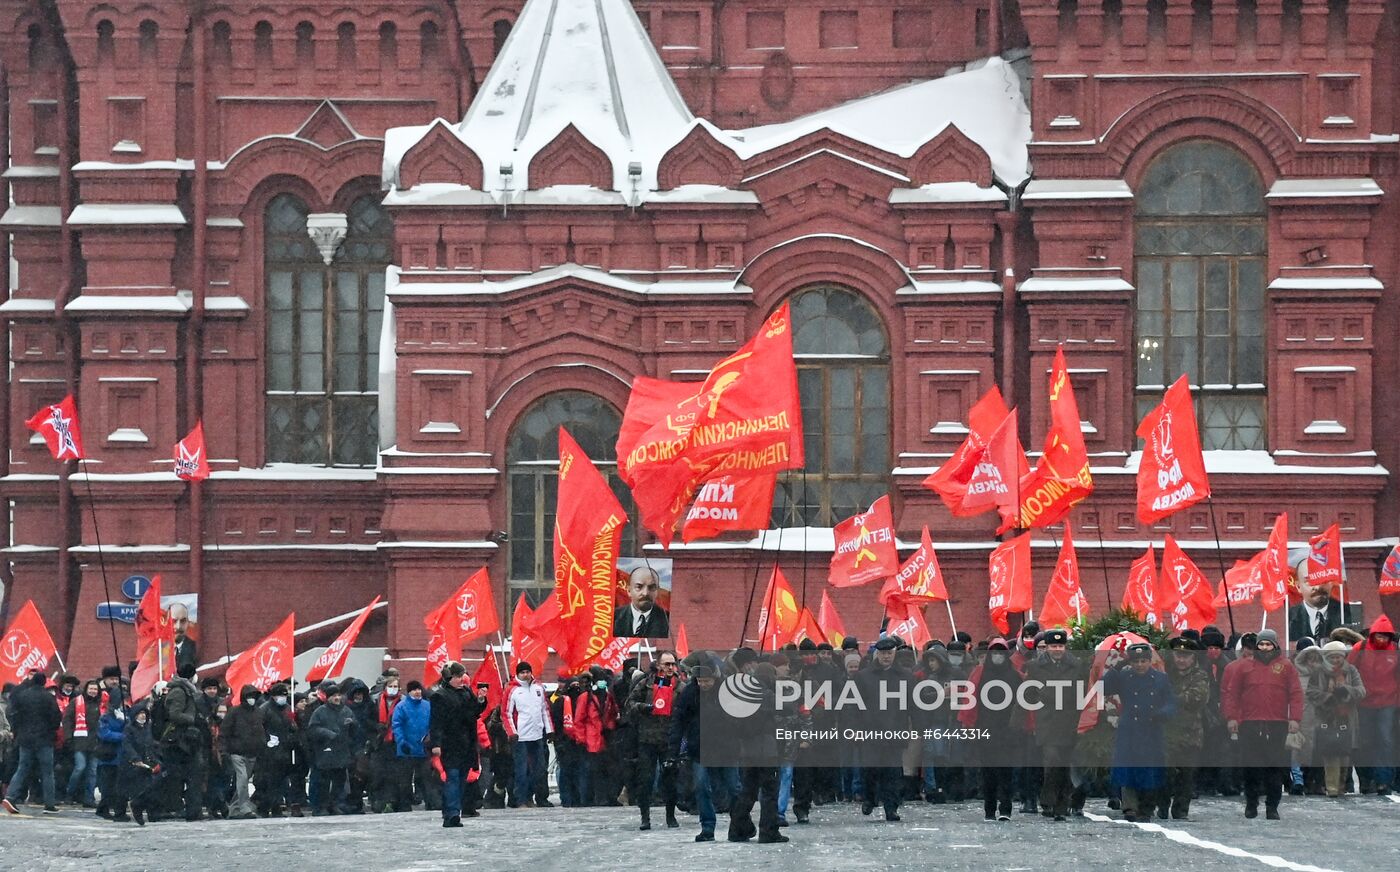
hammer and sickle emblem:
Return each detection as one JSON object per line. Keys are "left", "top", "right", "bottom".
{"left": 854, "top": 547, "right": 878, "bottom": 567}
{"left": 764, "top": 315, "right": 789, "bottom": 339}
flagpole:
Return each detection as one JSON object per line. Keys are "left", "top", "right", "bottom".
{"left": 1206, "top": 496, "right": 1238, "bottom": 635}
{"left": 764, "top": 510, "right": 788, "bottom": 651}
{"left": 738, "top": 524, "right": 770, "bottom": 648}
{"left": 944, "top": 600, "right": 958, "bottom": 638}
{"left": 79, "top": 467, "right": 123, "bottom": 674}
{"left": 799, "top": 468, "right": 809, "bottom": 611}
{"left": 1092, "top": 523, "right": 1114, "bottom": 614}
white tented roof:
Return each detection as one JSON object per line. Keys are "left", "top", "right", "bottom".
{"left": 382, "top": 0, "right": 1031, "bottom": 193}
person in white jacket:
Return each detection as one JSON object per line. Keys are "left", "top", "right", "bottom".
{"left": 505, "top": 661, "right": 554, "bottom": 807}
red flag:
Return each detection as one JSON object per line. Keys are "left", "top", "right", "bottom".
{"left": 1260, "top": 513, "right": 1290, "bottom": 613}
{"left": 545, "top": 428, "right": 628, "bottom": 670}
{"left": 441, "top": 568, "right": 502, "bottom": 648}
{"left": 757, "top": 566, "right": 800, "bottom": 650}
{"left": 961, "top": 410, "right": 1029, "bottom": 532}
{"left": 1018, "top": 348, "right": 1094, "bottom": 529}
{"left": 424, "top": 607, "right": 456, "bottom": 686}
{"left": 791, "top": 608, "right": 826, "bottom": 646}
{"left": 306, "top": 597, "right": 380, "bottom": 684}
{"left": 675, "top": 623, "right": 690, "bottom": 659}
{"left": 1040, "top": 524, "right": 1089, "bottom": 627}
{"left": 1307, "top": 523, "right": 1343, "bottom": 589}
{"left": 1136, "top": 375, "right": 1210, "bottom": 524}
{"left": 923, "top": 386, "right": 1010, "bottom": 516}
{"left": 470, "top": 646, "right": 506, "bottom": 713}
{"left": 620, "top": 304, "right": 803, "bottom": 544}
{"left": 1121, "top": 545, "right": 1160, "bottom": 627}
{"left": 173, "top": 421, "right": 210, "bottom": 481}
{"left": 880, "top": 526, "right": 948, "bottom": 606}
{"left": 1161, "top": 536, "right": 1217, "bottom": 631}
{"left": 509, "top": 594, "right": 550, "bottom": 676}
{"left": 681, "top": 473, "right": 776, "bottom": 543}
{"left": 817, "top": 590, "right": 847, "bottom": 648}
{"left": 988, "top": 532, "right": 1033, "bottom": 635}
{"left": 225, "top": 613, "right": 295, "bottom": 692}
{"left": 580, "top": 635, "right": 634, "bottom": 673}
{"left": 134, "top": 575, "right": 174, "bottom": 650}
{"left": 1215, "top": 557, "right": 1263, "bottom": 609}
{"left": 1380, "top": 545, "right": 1400, "bottom": 596}
{"left": 885, "top": 601, "right": 932, "bottom": 649}
{"left": 0, "top": 601, "right": 59, "bottom": 684}
{"left": 829, "top": 495, "right": 899, "bottom": 588}
{"left": 25, "top": 395, "right": 84, "bottom": 461}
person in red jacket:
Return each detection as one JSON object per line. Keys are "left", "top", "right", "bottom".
{"left": 1348, "top": 614, "right": 1398, "bottom": 795}
{"left": 1220, "top": 629, "right": 1303, "bottom": 819}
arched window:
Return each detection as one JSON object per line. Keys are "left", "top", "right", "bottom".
{"left": 379, "top": 22, "right": 398, "bottom": 69}
{"left": 295, "top": 21, "right": 315, "bottom": 67}
{"left": 264, "top": 194, "right": 391, "bottom": 466}
{"left": 254, "top": 21, "right": 273, "bottom": 66}
{"left": 774, "top": 287, "right": 890, "bottom": 526}
{"left": 1135, "top": 140, "right": 1267, "bottom": 450}
{"left": 211, "top": 21, "right": 233, "bottom": 66}
{"left": 96, "top": 20, "right": 115, "bottom": 66}
{"left": 139, "top": 20, "right": 158, "bottom": 63}
{"left": 506, "top": 392, "right": 639, "bottom": 613}
{"left": 420, "top": 21, "right": 440, "bottom": 68}
{"left": 337, "top": 22, "right": 356, "bottom": 67}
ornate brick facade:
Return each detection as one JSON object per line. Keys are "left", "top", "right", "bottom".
{"left": 2, "top": 0, "right": 1398, "bottom": 674}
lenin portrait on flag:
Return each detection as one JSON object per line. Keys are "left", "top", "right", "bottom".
{"left": 614, "top": 564, "right": 670, "bottom": 638}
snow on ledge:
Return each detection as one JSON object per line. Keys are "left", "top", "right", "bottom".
{"left": 1019, "top": 275, "right": 1134, "bottom": 293}
{"left": 889, "top": 182, "right": 1007, "bottom": 205}
{"left": 0, "top": 298, "right": 56, "bottom": 314}
{"left": 1, "top": 205, "right": 62, "bottom": 227}
{"left": 1266, "top": 178, "right": 1383, "bottom": 199}
{"left": 387, "top": 262, "right": 750, "bottom": 298}
{"left": 1268, "top": 275, "right": 1384, "bottom": 291}
{"left": 1022, "top": 179, "right": 1134, "bottom": 201}
{"left": 66, "top": 295, "right": 190, "bottom": 313}
{"left": 67, "top": 204, "right": 187, "bottom": 226}
{"left": 208, "top": 464, "right": 378, "bottom": 482}
{"left": 894, "top": 450, "right": 1389, "bottom": 477}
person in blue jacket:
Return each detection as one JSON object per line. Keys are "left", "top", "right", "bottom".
{"left": 1104, "top": 643, "right": 1178, "bottom": 822}
{"left": 95, "top": 705, "right": 129, "bottom": 821}
{"left": 390, "top": 680, "right": 433, "bottom": 813}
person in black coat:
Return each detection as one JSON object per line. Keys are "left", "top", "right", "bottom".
{"left": 670, "top": 664, "right": 738, "bottom": 842}
{"left": 122, "top": 705, "right": 160, "bottom": 826}
{"left": 856, "top": 637, "right": 914, "bottom": 822}
{"left": 255, "top": 684, "right": 299, "bottom": 817}
{"left": 1, "top": 671, "right": 62, "bottom": 812}
{"left": 306, "top": 683, "right": 356, "bottom": 816}
{"left": 429, "top": 662, "right": 484, "bottom": 827}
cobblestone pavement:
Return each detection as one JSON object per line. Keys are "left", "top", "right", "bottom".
{"left": 0, "top": 794, "right": 1395, "bottom": 872}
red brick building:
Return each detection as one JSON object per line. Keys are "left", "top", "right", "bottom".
{"left": 3, "top": 0, "right": 1398, "bottom": 674}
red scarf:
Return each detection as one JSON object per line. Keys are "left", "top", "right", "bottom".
{"left": 74, "top": 699, "right": 90, "bottom": 737}
{"left": 378, "top": 692, "right": 401, "bottom": 743}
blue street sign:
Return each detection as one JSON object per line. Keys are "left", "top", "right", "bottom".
{"left": 121, "top": 575, "right": 151, "bottom": 601}
{"left": 97, "top": 602, "right": 138, "bottom": 624}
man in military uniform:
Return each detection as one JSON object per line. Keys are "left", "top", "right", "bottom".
{"left": 1160, "top": 635, "right": 1210, "bottom": 820}
{"left": 1026, "top": 629, "right": 1086, "bottom": 821}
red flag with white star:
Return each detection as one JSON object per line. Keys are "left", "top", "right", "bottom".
{"left": 26, "top": 395, "right": 85, "bottom": 461}
{"left": 174, "top": 421, "right": 210, "bottom": 481}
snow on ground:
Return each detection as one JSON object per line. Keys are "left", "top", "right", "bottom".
{"left": 0, "top": 795, "right": 1393, "bottom": 871}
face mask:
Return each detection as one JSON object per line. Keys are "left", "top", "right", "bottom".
{"left": 274, "top": 696, "right": 288, "bottom": 707}
{"left": 594, "top": 681, "right": 607, "bottom": 691}
{"left": 386, "top": 687, "right": 399, "bottom": 698}
{"left": 244, "top": 698, "right": 258, "bottom": 707}
{"left": 948, "top": 654, "right": 964, "bottom": 666}
{"left": 989, "top": 653, "right": 1007, "bottom": 665}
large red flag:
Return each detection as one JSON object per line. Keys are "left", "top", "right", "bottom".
{"left": 1161, "top": 536, "right": 1217, "bottom": 631}
{"left": 923, "top": 386, "right": 1010, "bottom": 516}
{"left": 885, "top": 600, "right": 932, "bottom": 649}
{"left": 580, "top": 635, "right": 635, "bottom": 674}
{"left": 620, "top": 304, "right": 803, "bottom": 544}
{"left": 470, "top": 646, "right": 506, "bottom": 714}
{"left": 1018, "top": 348, "right": 1095, "bottom": 529}
{"left": 173, "top": 421, "right": 210, "bottom": 481}
{"left": 880, "top": 526, "right": 948, "bottom": 606}
{"left": 1307, "top": 523, "right": 1343, "bottom": 589}
{"left": 1040, "top": 524, "right": 1089, "bottom": 627}
{"left": 131, "top": 575, "right": 176, "bottom": 700}
{"left": 25, "top": 395, "right": 85, "bottom": 461}
{"left": 1259, "top": 513, "right": 1291, "bottom": 613}
{"left": 961, "top": 410, "right": 1029, "bottom": 532}
{"left": 817, "top": 590, "right": 847, "bottom": 648}
{"left": 675, "top": 623, "right": 690, "bottom": 659}
{"left": 829, "top": 495, "right": 899, "bottom": 588}
{"left": 225, "top": 614, "right": 295, "bottom": 692}
{"left": 1380, "top": 545, "right": 1400, "bottom": 596}
{"left": 545, "top": 428, "right": 628, "bottom": 670}
{"left": 681, "top": 473, "right": 776, "bottom": 543}
{"left": 509, "top": 594, "right": 550, "bottom": 676}
{"left": 424, "top": 605, "right": 456, "bottom": 686}
{"left": 757, "top": 566, "right": 800, "bottom": 650}
{"left": 1215, "top": 557, "right": 1263, "bottom": 609}
{"left": 988, "top": 532, "right": 1033, "bottom": 635}
{"left": 1121, "top": 545, "right": 1160, "bottom": 627}
{"left": 0, "top": 601, "right": 59, "bottom": 684}
{"left": 306, "top": 597, "right": 380, "bottom": 684}
{"left": 1136, "top": 375, "right": 1210, "bottom": 523}
{"left": 438, "top": 568, "right": 502, "bottom": 648}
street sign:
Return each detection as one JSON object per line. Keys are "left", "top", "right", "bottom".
{"left": 97, "top": 602, "right": 138, "bottom": 624}
{"left": 121, "top": 575, "right": 151, "bottom": 601}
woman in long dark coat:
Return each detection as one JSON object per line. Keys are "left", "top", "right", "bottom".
{"left": 1102, "top": 644, "right": 1177, "bottom": 821}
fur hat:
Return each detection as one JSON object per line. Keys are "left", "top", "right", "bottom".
{"left": 406, "top": 680, "right": 424, "bottom": 693}
{"left": 1330, "top": 627, "right": 1365, "bottom": 645}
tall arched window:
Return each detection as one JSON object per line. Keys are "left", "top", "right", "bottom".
{"left": 1135, "top": 140, "right": 1267, "bottom": 450}
{"left": 506, "top": 392, "right": 638, "bottom": 613}
{"left": 774, "top": 286, "right": 890, "bottom": 526}
{"left": 264, "top": 193, "right": 390, "bottom": 466}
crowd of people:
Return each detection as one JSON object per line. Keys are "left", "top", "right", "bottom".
{"left": 0, "top": 610, "right": 1396, "bottom": 843}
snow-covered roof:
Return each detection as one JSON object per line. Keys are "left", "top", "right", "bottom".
{"left": 1266, "top": 178, "right": 1383, "bottom": 199}
{"left": 385, "top": 263, "right": 753, "bottom": 299}
{"left": 0, "top": 206, "right": 61, "bottom": 227}
{"left": 1022, "top": 179, "right": 1134, "bottom": 201}
{"left": 889, "top": 182, "right": 1007, "bottom": 205}
{"left": 67, "top": 204, "right": 186, "bottom": 226}
{"left": 381, "top": 0, "right": 1030, "bottom": 194}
